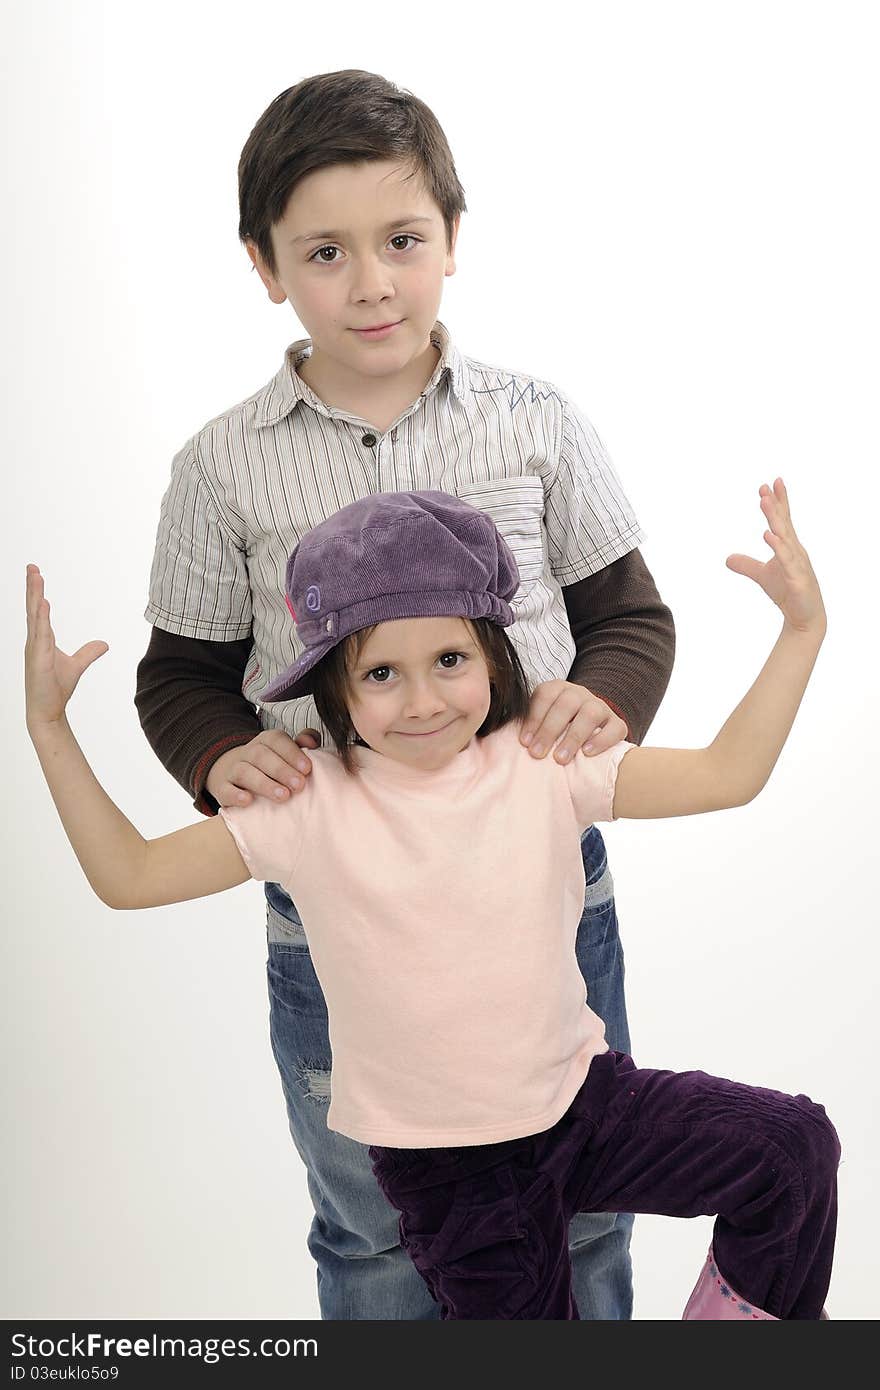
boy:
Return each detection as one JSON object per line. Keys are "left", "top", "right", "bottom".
{"left": 136, "top": 69, "right": 675, "bottom": 1320}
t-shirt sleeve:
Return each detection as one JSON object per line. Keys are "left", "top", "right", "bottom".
{"left": 219, "top": 794, "right": 307, "bottom": 886}
{"left": 144, "top": 439, "right": 254, "bottom": 640}
{"left": 564, "top": 740, "right": 636, "bottom": 830}
{"left": 544, "top": 393, "right": 645, "bottom": 584}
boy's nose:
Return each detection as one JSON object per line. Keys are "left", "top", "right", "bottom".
{"left": 350, "top": 256, "right": 395, "bottom": 304}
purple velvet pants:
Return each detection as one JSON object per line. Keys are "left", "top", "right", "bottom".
{"left": 369, "top": 1050, "right": 839, "bottom": 1320}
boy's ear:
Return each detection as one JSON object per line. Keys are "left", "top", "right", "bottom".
{"left": 245, "top": 240, "right": 288, "bottom": 305}
{"left": 444, "top": 214, "right": 460, "bottom": 277}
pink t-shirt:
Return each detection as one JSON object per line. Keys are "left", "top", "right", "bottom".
{"left": 221, "top": 723, "right": 633, "bottom": 1147}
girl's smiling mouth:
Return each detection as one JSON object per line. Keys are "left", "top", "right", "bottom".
{"left": 392, "top": 719, "right": 458, "bottom": 738}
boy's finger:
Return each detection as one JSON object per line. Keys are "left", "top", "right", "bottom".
{"left": 216, "top": 784, "right": 254, "bottom": 809}
{"left": 244, "top": 746, "right": 306, "bottom": 793}
{"left": 528, "top": 702, "right": 590, "bottom": 758}
{"left": 253, "top": 738, "right": 311, "bottom": 782}
{"left": 285, "top": 745, "right": 315, "bottom": 777}
{"left": 525, "top": 708, "right": 568, "bottom": 757}
{"left": 261, "top": 730, "right": 315, "bottom": 775}
{"left": 294, "top": 729, "right": 322, "bottom": 751}
{"left": 580, "top": 722, "right": 621, "bottom": 756}
{"left": 521, "top": 686, "right": 559, "bottom": 744}
{"left": 552, "top": 709, "right": 607, "bottom": 763}
{"left": 228, "top": 764, "right": 296, "bottom": 801}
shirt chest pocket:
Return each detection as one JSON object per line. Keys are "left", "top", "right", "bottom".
{"left": 454, "top": 476, "right": 547, "bottom": 593}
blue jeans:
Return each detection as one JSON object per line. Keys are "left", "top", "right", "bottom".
{"left": 264, "top": 825, "right": 634, "bottom": 1320}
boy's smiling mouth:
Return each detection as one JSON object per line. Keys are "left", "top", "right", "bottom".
{"left": 352, "top": 320, "right": 404, "bottom": 339}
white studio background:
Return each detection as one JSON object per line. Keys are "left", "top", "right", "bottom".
{"left": 3, "top": 0, "right": 878, "bottom": 1320}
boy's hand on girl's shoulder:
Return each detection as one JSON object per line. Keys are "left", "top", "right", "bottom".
{"left": 206, "top": 729, "right": 320, "bottom": 808}
{"left": 521, "top": 682, "right": 628, "bottom": 764}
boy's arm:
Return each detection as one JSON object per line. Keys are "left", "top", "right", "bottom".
{"left": 140, "top": 438, "right": 316, "bottom": 814}
{"left": 135, "top": 626, "right": 261, "bottom": 812}
{"left": 135, "top": 628, "right": 319, "bottom": 814}
{"left": 612, "top": 480, "right": 825, "bottom": 820}
{"left": 524, "top": 394, "right": 671, "bottom": 760}
{"left": 26, "top": 570, "right": 252, "bottom": 910}
{"left": 562, "top": 549, "right": 675, "bottom": 744}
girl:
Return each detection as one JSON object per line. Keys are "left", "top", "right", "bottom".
{"left": 25, "top": 481, "right": 837, "bottom": 1320}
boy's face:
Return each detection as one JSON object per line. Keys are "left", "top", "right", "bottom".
{"left": 345, "top": 617, "right": 492, "bottom": 772}
{"left": 247, "top": 160, "right": 458, "bottom": 384}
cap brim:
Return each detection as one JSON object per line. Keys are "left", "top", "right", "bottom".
{"left": 257, "top": 638, "right": 334, "bottom": 703}
{"left": 260, "top": 588, "right": 517, "bottom": 704}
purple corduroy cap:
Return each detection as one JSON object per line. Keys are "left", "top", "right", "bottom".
{"left": 259, "top": 490, "right": 521, "bottom": 702}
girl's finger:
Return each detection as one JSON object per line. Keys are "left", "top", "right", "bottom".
{"left": 763, "top": 530, "right": 801, "bottom": 574}
{"left": 72, "top": 640, "right": 109, "bottom": 674}
{"left": 771, "top": 477, "right": 792, "bottom": 524}
{"left": 25, "top": 566, "right": 43, "bottom": 628}
{"left": 756, "top": 483, "right": 795, "bottom": 536}
{"left": 763, "top": 531, "right": 798, "bottom": 572}
{"left": 39, "top": 598, "right": 54, "bottom": 640}
{"left": 726, "top": 552, "right": 766, "bottom": 583}
{"left": 761, "top": 491, "right": 792, "bottom": 540}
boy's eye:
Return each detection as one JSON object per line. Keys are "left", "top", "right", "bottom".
{"left": 309, "top": 235, "right": 419, "bottom": 264}
{"left": 437, "top": 652, "right": 466, "bottom": 670}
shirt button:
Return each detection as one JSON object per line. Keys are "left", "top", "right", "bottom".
{"left": 361, "top": 432, "right": 377, "bottom": 447}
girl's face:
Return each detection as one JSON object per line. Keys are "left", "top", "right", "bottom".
{"left": 345, "top": 616, "right": 492, "bottom": 771}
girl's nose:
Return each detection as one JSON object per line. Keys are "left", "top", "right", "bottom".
{"left": 401, "top": 679, "right": 445, "bottom": 720}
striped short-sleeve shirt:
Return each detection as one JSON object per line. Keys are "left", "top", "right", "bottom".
{"left": 145, "top": 321, "right": 645, "bottom": 739}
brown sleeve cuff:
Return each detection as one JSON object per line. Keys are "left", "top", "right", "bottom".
{"left": 562, "top": 549, "right": 676, "bottom": 745}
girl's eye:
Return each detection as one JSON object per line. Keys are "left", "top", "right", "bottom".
{"left": 365, "top": 666, "right": 393, "bottom": 683}
{"left": 437, "top": 652, "right": 466, "bottom": 670}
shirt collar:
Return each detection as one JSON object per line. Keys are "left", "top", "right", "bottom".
{"left": 253, "top": 320, "right": 470, "bottom": 428}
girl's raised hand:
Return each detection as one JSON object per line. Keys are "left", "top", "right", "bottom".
{"left": 25, "top": 566, "right": 109, "bottom": 730}
{"left": 725, "top": 480, "right": 826, "bottom": 637}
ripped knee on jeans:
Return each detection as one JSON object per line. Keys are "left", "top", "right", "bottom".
{"left": 295, "top": 1061, "right": 332, "bottom": 1105}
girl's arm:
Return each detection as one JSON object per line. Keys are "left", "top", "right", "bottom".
{"left": 613, "top": 479, "right": 826, "bottom": 819}
{"left": 25, "top": 567, "right": 251, "bottom": 909}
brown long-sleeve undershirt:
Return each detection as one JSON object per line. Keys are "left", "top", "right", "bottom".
{"left": 135, "top": 548, "right": 675, "bottom": 815}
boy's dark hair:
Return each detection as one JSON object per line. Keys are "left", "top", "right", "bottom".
{"left": 239, "top": 70, "right": 467, "bottom": 277}
{"left": 312, "top": 619, "right": 531, "bottom": 773}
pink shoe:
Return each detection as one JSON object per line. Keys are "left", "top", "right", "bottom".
{"left": 682, "top": 1246, "right": 778, "bottom": 1320}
